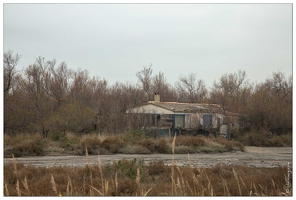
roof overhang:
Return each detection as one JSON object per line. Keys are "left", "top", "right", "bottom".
{"left": 126, "top": 104, "right": 174, "bottom": 114}
{"left": 126, "top": 102, "right": 241, "bottom": 117}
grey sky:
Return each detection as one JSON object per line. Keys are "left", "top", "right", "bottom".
{"left": 4, "top": 3, "right": 292, "bottom": 87}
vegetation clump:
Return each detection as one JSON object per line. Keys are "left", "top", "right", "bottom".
{"left": 233, "top": 130, "right": 291, "bottom": 147}
{"left": 4, "top": 156, "right": 292, "bottom": 196}
{"left": 4, "top": 132, "right": 247, "bottom": 157}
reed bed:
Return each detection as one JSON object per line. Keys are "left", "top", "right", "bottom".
{"left": 3, "top": 138, "right": 292, "bottom": 196}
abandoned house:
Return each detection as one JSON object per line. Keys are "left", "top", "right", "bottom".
{"left": 126, "top": 94, "right": 240, "bottom": 138}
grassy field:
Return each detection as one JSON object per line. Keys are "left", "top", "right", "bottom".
{"left": 4, "top": 131, "right": 245, "bottom": 157}
{"left": 4, "top": 155, "right": 292, "bottom": 196}
{"left": 3, "top": 137, "right": 292, "bottom": 196}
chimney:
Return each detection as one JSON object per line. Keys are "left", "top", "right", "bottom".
{"left": 154, "top": 93, "right": 160, "bottom": 102}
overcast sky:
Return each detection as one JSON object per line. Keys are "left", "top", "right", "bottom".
{"left": 3, "top": 3, "right": 292, "bottom": 87}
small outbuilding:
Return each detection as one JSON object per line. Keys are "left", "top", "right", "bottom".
{"left": 126, "top": 94, "right": 240, "bottom": 138}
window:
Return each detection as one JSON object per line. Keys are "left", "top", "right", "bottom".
{"left": 203, "top": 114, "right": 212, "bottom": 129}
{"left": 174, "top": 115, "right": 185, "bottom": 128}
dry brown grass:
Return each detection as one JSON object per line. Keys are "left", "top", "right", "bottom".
{"left": 215, "top": 137, "right": 245, "bottom": 152}
{"left": 238, "top": 131, "right": 291, "bottom": 147}
{"left": 4, "top": 132, "right": 246, "bottom": 157}
{"left": 4, "top": 150, "right": 292, "bottom": 196}
{"left": 4, "top": 133, "right": 45, "bottom": 157}
{"left": 4, "top": 138, "right": 292, "bottom": 196}
{"left": 175, "top": 135, "right": 205, "bottom": 147}
{"left": 80, "top": 136, "right": 102, "bottom": 154}
{"left": 138, "top": 138, "right": 156, "bottom": 152}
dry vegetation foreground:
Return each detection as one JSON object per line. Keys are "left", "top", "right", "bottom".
{"left": 4, "top": 154, "right": 292, "bottom": 196}
{"left": 4, "top": 132, "right": 292, "bottom": 169}
{"left": 4, "top": 132, "right": 246, "bottom": 158}
{"left": 3, "top": 134, "right": 293, "bottom": 196}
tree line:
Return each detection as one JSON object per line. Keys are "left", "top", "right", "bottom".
{"left": 3, "top": 50, "right": 292, "bottom": 137}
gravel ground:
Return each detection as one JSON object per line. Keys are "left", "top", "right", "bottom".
{"left": 4, "top": 146, "right": 292, "bottom": 168}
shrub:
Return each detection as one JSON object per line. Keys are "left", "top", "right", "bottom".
{"left": 49, "top": 131, "right": 64, "bottom": 141}
{"left": 102, "top": 136, "right": 124, "bottom": 153}
{"left": 59, "top": 137, "right": 78, "bottom": 151}
{"left": 189, "top": 136, "right": 205, "bottom": 147}
{"left": 138, "top": 139, "right": 156, "bottom": 152}
{"left": 279, "top": 134, "right": 292, "bottom": 146}
{"left": 215, "top": 138, "right": 231, "bottom": 149}
{"left": 231, "top": 140, "right": 245, "bottom": 152}
{"left": 175, "top": 136, "right": 188, "bottom": 146}
{"left": 118, "top": 145, "right": 151, "bottom": 154}
{"left": 4, "top": 134, "right": 11, "bottom": 148}
{"left": 215, "top": 138, "right": 244, "bottom": 152}
{"left": 201, "top": 139, "right": 228, "bottom": 153}
{"left": 246, "top": 134, "right": 258, "bottom": 146}
{"left": 113, "top": 158, "right": 143, "bottom": 180}
{"left": 4, "top": 133, "right": 40, "bottom": 147}
{"left": 230, "top": 129, "right": 242, "bottom": 140}
{"left": 156, "top": 139, "right": 168, "bottom": 153}
{"left": 245, "top": 133, "right": 269, "bottom": 146}
{"left": 121, "top": 130, "right": 146, "bottom": 145}
{"left": 114, "top": 178, "right": 139, "bottom": 196}
{"left": 271, "top": 137, "right": 284, "bottom": 147}
{"left": 5, "top": 137, "right": 45, "bottom": 157}
{"left": 80, "top": 137, "right": 102, "bottom": 154}
{"left": 174, "top": 136, "right": 205, "bottom": 152}
{"left": 239, "top": 131, "right": 288, "bottom": 147}
{"left": 147, "top": 160, "right": 165, "bottom": 176}
{"left": 174, "top": 145, "right": 196, "bottom": 154}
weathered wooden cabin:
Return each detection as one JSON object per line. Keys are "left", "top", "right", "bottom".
{"left": 126, "top": 94, "right": 240, "bottom": 138}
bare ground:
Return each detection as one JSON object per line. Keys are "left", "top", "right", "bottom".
{"left": 4, "top": 146, "right": 292, "bottom": 168}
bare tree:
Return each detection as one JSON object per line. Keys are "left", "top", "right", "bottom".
{"left": 245, "top": 71, "right": 292, "bottom": 135}
{"left": 69, "top": 68, "right": 90, "bottom": 103}
{"left": 4, "top": 50, "right": 291, "bottom": 137}
{"left": 22, "top": 57, "right": 58, "bottom": 137}
{"left": 136, "top": 64, "right": 153, "bottom": 101}
{"left": 150, "top": 71, "right": 177, "bottom": 102}
{"left": 265, "top": 71, "right": 291, "bottom": 100}
{"left": 176, "top": 73, "right": 207, "bottom": 103}
{"left": 210, "top": 70, "right": 250, "bottom": 139}
{"left": 44, "top": 61, "right": 73, "bottom": 107}
{"left": 4, "top": 50, "right": 21, "bottom": 97}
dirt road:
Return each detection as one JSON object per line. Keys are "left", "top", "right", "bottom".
{"left": 4, "top": 146, "right": 292, "bottom": 168}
